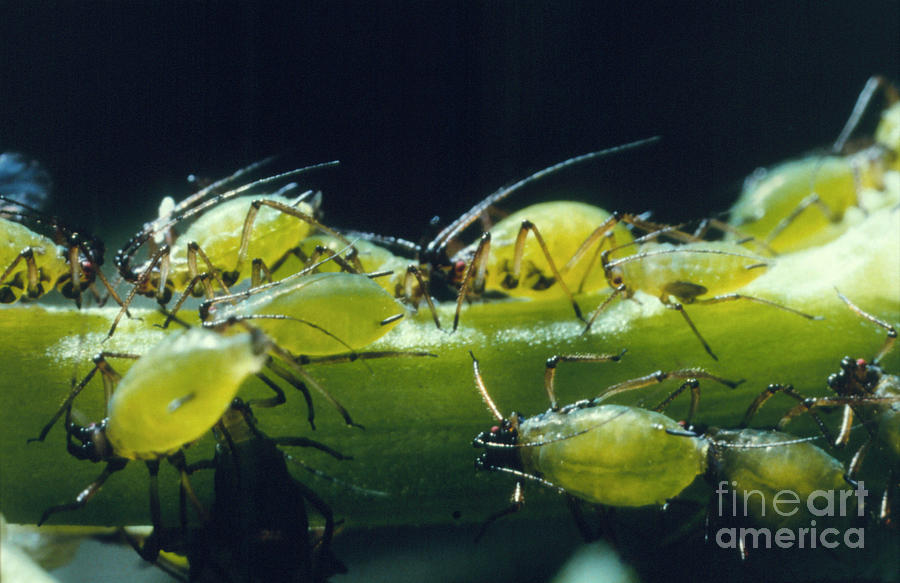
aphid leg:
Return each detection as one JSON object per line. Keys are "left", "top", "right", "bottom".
{"left": 108, "top": 244, "right": 173, "bottom": 338}
{"left": 293, "top": 478, "right": 339, "bottom": 581}
{"left": 260, "top": 364, "right": 315, "bottom": 429}
{"left": 475, "top": 481, "right": 524, "bottom": 542}
{"left": 503, "top": 220, "right": 584, "bottom": 321}
{"left": 693, "top": 292, "right": 822, "bottom": 321}
{"left": 663, "top": 299, "right": 719, "bottom": 361}
{"left": 581, "top": 283, "right": 627, "bottom": 334}
{"left": 739, "top": 383, "right": 831, "bottom": 436}
{"left": 37, "top": 458, "right": 129, "bottom": 525}
{"left": 247, "top": 372, "right": 289, "bottom": 409}
{"left": 692, "top": 218, "right": 778, "bottom": 256}
{"left": 766, "top": 191, "right": 840, "bottom": 245}
{"left": 0, "top": 247, "right": 44, "bottom": 302}
{"left": 267, "top": 344, "right": 362, "bottom": 428}
{"left": 653, "top": 379, "right": 701, "bottom": 428}
{"left": 836, "top": 289, "right": 897, "bottom": 364}
{"left": 543, "top": 350, "right": 626, "bottom": 411}
{"left": 596, "top": 368, "right": 741, "bottom": 403}
{"left": 29, "top": 352, "right": 139, "bottom": 443}
{"left": 159, "top": 271, "right": 220, "bottom": 329}
{"left": 452, "top": 232, "right": 491, "bottom": 332}
{"left": 233, "top": 199, "right": 365, "bottom": 275}
{"left": 185, "top": 241, "right": 234, "bottom": 297}
{"left": 405, "top": 265, "right": 442, "bottom": 330}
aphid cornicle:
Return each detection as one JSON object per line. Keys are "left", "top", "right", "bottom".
{"left": 0, "top": 195, "right": 120, "bottom": 307}
{"left": 727, "top": 76, "right": 900, "bottom": 254}
{"left": 109, "top": 159, "right": 361, "bottom": 336}
{"left": 581, "top": 236, "right": 822, "bottom": 360}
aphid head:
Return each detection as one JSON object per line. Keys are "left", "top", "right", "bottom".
{"left": 67, "top": 418, "right": 114, "bottom": 463}
{"left": 57, "top": 231, "right": 107, "bottom": 299}
{"left": 604, "top": 263, "right": 630, "bottom": 294}
{"left": 827, "top": 355, "right": 882, "bottom": 395}
{"left": 473, "top": 414, "right": 524, "bottom": 474}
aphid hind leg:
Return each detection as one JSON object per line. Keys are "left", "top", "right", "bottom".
{"left": 652, "top": 379, "right": 701, "bottom": 428}
{"left": 692, "top": 293, "right": 822, "bottom": 323}
{"left": 597, "top": 368, "right": 741, "bottom": 403}
{"left": 740, "top": 383, "right": 831, "bottom": 438}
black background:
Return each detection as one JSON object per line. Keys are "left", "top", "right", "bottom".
{"left": 2, "top": 2, "right": 898, "bottom": 250}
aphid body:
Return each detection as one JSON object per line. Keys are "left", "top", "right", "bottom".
{"left": 451, "top": 201, "right": 634, "bottom": 299}
{"left": 727, "top": 77, "right": 900, "bottom": 254}
{"left": 0, "top": 196, "right": 109, "bottom": 306}
{"left": 203, "top": 271, "right": 406, "bottom": 356}
{"left": 105, "top": 329, "right": 269, "bottom": 460}
{"left": 511, "top": 404, "right": 708, "bottom": 507}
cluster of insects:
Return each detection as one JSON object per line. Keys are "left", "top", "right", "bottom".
{"left": 3, "top": 75, "right": 898, "bottom": 582}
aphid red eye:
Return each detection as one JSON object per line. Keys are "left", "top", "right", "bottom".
{"left": 857, "top": 358, "right": 867, "bottom": 367}
{"left": 490, "top": 425, "right": 500, "bottom": 434}
{"left": 454, "top": 260, "right": 467, "bottom": 276}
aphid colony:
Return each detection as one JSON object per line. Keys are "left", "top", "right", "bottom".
{"left": 7, "top": 75, "right": 899, "bottom": 580}
{"left": 470, "top": 291, "right": 898, "bottom": 556}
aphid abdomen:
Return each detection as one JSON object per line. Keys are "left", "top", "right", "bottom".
{"left": 518, "top": 405, "right": 708, "bottom": 507}
{"left": 0, "top": 218, "right": 68, "bottom": 302}
{"left": 625, "top": 242, "right": 766, "bottom": 301}
{"left": 479, "top": 202, "right": 632, "bottom": 298}
{"left": 169, "top": 194, "right": 315, "bottom": 287}
{"left": 105, "top": 329, "right": 269, "bottom": 460}
{"left": 217, "top": 271, "right": 405, "bottom": 356}
{"left": 708, "top": 428, "right": 852, "bottom": 529}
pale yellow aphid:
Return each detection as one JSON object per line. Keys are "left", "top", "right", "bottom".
{"left": 727, "top": 76, "right": 900, "bottom": 254}
{"left": 104, "top": 328, "right": 269, "bottom": 460}
{"left": 110, "top": 160, "right": 354, "bottom": 337}
{"left": 452, "top": 201, "right": 634, "bottom": 300}
{"left": 202, "top": 271, "right": 407, "bottom": 356}
{"left": 585, "top": 240, "right": 821, "bottom": 360}
{"left": 0, "top": 216, "right": 69, "bottom": 303}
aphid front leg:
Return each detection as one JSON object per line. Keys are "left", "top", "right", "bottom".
{"left": 37, "top": 458, "right": 129, "bottom": 525}
{"left": 452, "top": 232, "right": 491, "bottom": 332}
{"left": 661, "top": 298, "right": 719, "bottom": 361}
{"left": 475, "top": 481, "right": 524, "bottom": 542}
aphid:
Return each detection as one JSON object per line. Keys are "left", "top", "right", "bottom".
{"left": 747, "top": 291, "right": 900, "bottom": 522}
{"left": 28, "top": 328, "right": 272, "bottom": 527}
{"left": 727, "top": 76, "right": 900, "bottom": 254}
{"left": 470, "top": 351, "right": 738, "bottom": 528}
{"left": 0, "top": 195, "right": 120, "bottom": 307}
{"left": 200, "top": 270, "right": 407, "bottom": 357}
{"left": 581, "top": 236, "right": 822, "bottom": 360}
{"left": 109, "top": 159, "right": 359, "bottom": 336}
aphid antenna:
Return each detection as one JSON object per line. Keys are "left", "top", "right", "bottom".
{"left": 478, "top": 464, "right": 568, "bottom": 495}
{"left": 283, "top": 453, "right": 391, "bottom": 498}
{"left": 707, "top": 433, "right": 827, "bottom": 450}
{"left": 469, "top": 351, "right": 504, "bottom": 423}
{"left": 424, "top": 136, "right": 662, "bottom": 262}
{"left": 832, "top": 76, "right": 897, "bottom": 154}
{"left": 603, "top": 246, "right": 770, "bottom": 272}
{"left": 476, "top": 407, "right": 634, "bottom": 450}
{"left": 835, "top": 287, "right": 897, "bottom": 365}
{"left": 340, "top": 229, "right": 423, "bottom": 259}
{"left": 118, "top": 160, "right": 340, "bottom": 270}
